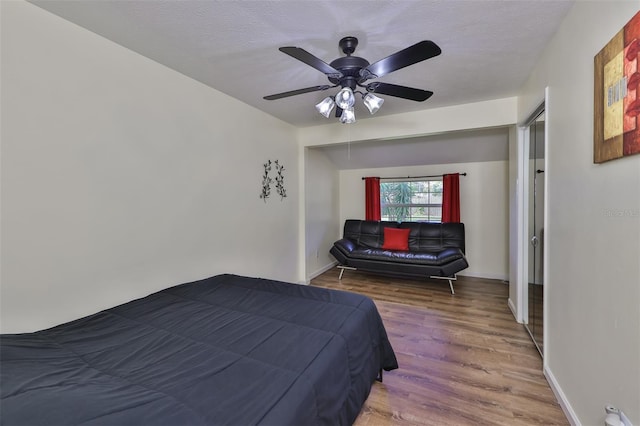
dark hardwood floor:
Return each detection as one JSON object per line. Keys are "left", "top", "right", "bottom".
{"left": 311, "top": 268, "right": 568, "bottom": 426}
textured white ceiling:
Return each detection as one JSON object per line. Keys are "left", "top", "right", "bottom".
{"left": 30, "top": 0, "right": 574, "bottom": 128}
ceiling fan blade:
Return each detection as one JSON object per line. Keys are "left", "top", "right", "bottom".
{"left": 263, "top": 85, "right": 332, "bottom": 100}
{"left": 360, "top": 41, "right": 441, "bottom": 81}
{"left": 279, "top": 47, "right": 343, "bottom": 78}
{"left": 367, "top": 82, "right": 433, "bottom": 102}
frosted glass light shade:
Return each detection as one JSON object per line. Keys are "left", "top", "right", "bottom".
{"left": 335, "top": 87, "right": 355, "bottom": 109}
{"left": 315, "top": 97, "right": 335, "bottom": 118}
{"left": 363, "top": 93, "right": 384, "bottom": 114}
{"left": 339, "top": 107, "right": 356, "bottom": 124}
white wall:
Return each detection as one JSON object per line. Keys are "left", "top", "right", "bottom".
{"left": 0, "top": 1, "right": 299, "bottom": 333}
{"left": 298, "top": 97, "right": 518, "bottom": 147}
{"left": 304, "top": 148, "right": 340, "bottom": 281}
{"left": 518, "top": 2, "right": 640, "bottom": 424}
{"left": 339, "top": 161, "right": 509, "bottom": 280}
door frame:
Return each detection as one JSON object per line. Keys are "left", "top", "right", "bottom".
{"left": 517, "top": 88, "right": 549, "bottom": 361}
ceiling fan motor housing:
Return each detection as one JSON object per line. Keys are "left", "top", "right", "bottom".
{"left": 339, "top": 36, "right": 358, "bottom": 55}
{"left": 329, "top": 37, "right": 370, "bottom": 89}
{"left": 329, "top": 56, "right": 369, "bottom": 88}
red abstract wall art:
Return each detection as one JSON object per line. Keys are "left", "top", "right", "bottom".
{"left": 594, "top": 10, "right": 640, "bottom": 163}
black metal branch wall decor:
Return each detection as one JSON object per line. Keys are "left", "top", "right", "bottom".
{"left": 274, "top": 160, "right": 286, "bottom": 200}
{"left": 259, "top": 159, "right": 287, "bottom": 202}
{"left": 259, "top": 160, "right": 272, "bottom": 202}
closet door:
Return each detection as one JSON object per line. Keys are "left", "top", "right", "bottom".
{"left": 526, "top": 109, "right": 545, "bottom": 356}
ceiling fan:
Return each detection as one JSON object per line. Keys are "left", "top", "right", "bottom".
{"left": 263, "top": 36, "right": 441, "bottom": 122}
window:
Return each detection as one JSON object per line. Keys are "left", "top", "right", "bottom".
{"left": 380, "top": 179, "right": 443, "bottom": 222}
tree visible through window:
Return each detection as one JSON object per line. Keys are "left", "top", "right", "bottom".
{"left": 380, "top": 179, "right": 443, "bottom": 222}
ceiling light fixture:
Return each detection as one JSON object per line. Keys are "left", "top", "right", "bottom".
{"left": 315, "top": 97, "right": 335, "bottom": 118}
{"left": 339, "top": 107, "right": 356, "bottom": 124}
{"left": 362, "top": 93, "right": 384, "bottom": 114}
{"left": 315, "top": 87, "right": 385, "bottom": 124}
{"left": 335, "top": 87, "right": 356, "bottom": 109}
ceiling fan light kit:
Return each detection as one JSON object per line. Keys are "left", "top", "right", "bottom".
{"left": 335, "top": 87, "right": 356, "bottom": 109}
{"left": 339, "top": 107, "right": 356, "bottom": 124}
{"left": 264, "top": 36, "right": 441, "bottom": 124}
{"left": 363, "top": 93, "right": 384, "bottom": 114}
{"left": 315, "top": 97, "right": 336, "bottom": 118}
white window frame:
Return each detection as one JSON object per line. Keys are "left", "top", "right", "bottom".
{"left": 380, "top": 178, "right": 443, "bottom": 223}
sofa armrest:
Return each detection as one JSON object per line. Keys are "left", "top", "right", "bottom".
{"left": 435, "top": 247, "right": 466, "bottom": 265}
{"left": 333, "top": 238, "right": 357, "bottom": 256}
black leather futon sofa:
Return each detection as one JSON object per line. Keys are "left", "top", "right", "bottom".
{"left": 329, "top": 219, "right": 469, "bottom": 294}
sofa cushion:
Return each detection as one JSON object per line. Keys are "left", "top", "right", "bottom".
{"left": 343, "top": 220, "right": 465, "bottom": 253}
{"left": 381, "top": 228, "right": 410, "bottom": 251}
{"left": 348, "top": 247, "right": 465, "bottom": 266}
{"left": 332, "top": 238, "right": 357, "bottom": 256}
{"left": 344, "top": 220, "right": 400, "bottom": 249}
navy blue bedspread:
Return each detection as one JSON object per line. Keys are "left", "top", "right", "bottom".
{"left": 0, "top": 274, "right": 397, "bottom": 425}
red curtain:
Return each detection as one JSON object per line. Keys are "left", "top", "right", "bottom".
{"left": 364, "top": 177, "right": 381, "bottom": 221}
{"left": 442, "top": 173, "right": 460, "bottom": 223}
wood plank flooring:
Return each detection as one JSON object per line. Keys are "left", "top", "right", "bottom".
{"left": 311, "top": 268, "right": 568, "bottom": 426}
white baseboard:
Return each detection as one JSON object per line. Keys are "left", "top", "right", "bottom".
{"left": 458, "top": 271, "right": 508, "bottom": 281}
{"left": 544, "top": 365, "right": 580, "bottom": 425}
{"left": 305, "top": 261, "right": 338, "bottom": 284}
{"left": 507, "top": 297, "right": 521, "bottom": 323}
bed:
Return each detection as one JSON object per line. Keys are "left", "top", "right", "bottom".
{"left": 0, "top": 274, "right": 398, "bottom": 425}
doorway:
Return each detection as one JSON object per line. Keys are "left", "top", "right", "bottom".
{"left": 524, "top": 103, "right": 545, "bottom": 356}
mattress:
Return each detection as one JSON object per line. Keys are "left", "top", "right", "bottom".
{"left": 0, "top": 274, "right": 398, "bottom": 425}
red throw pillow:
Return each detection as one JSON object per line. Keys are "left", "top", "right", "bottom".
{"left": 381, "top": 227, "right": 410, "bottom": 251}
